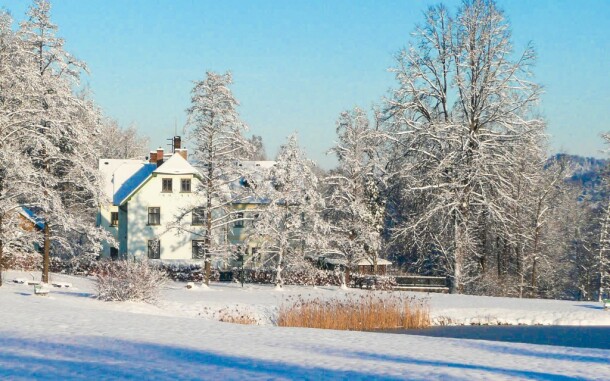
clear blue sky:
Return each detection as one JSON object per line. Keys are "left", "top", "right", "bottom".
{"left": 3, "top": 0, "right": 609, "bottom": 167}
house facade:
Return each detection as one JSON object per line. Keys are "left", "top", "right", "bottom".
{"left": 98, "top": 140, "right": 272, "bottom": 265}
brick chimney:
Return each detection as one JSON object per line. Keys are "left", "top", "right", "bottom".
{"left": 156, "top": 148, "right": 164, "bottom": 167}
{"left": 173, "top": 136, "right": 181, "bottom": 151}
{"left": 149, "top": 151, "right": 157, "bottom": 164}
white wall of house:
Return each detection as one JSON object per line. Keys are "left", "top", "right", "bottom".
{"left": 125, "top": 172, "right": 206, "bottom": 260}
{"left": 98, "top": 159, "right": 150, "bottom": 259}
{"left": 98, "top": 204, "right": 119, "bottom": 258}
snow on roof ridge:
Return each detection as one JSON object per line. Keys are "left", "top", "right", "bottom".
{"left": 153, "top": 153, "right": 200, "bottom": 175}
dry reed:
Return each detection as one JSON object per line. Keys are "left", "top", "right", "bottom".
{"left": 277, "top": 293, "right": 430, "bottom": 330}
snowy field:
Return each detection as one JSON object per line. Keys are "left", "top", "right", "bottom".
{"left": 1, "top": 270, "right": 610, "bottom": 380}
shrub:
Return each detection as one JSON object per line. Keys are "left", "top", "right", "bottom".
{"left": 277, "top": 293, "right": 430, "bottom": 330}
{"left": 95, "top": 259, "right": 168, "bottom": 303}
{"left": 215, "top": 307, "right": 259, "bottom": 325}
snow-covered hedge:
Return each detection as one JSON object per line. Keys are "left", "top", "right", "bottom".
{"left": 350, "top": 274, "right": 397, "bottom": 290}
{"left": 95, "top": 260, "right": 168, "bottom": 303}
{"left": 0, "top": 252, "right": 41, "bottom": 271}
{"left": 157, "top": 262, "right": 344, "bottom": 286}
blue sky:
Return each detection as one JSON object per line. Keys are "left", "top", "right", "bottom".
{"left": 3, "top": 0, "right": 609, "bottom": 167}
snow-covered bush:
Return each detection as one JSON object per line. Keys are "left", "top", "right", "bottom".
{"left": 95, "top": 260, "right": 168, "bottom": 303}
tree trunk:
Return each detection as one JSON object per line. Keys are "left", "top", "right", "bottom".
{"left": 204, "top": 163, "right": 213, "bottom": 286}
{"left": 452, "top": 216, "right": 465, "bottom": 294}
{"left": 42, "top": 224, "right": 50, "bottom": 283}
{"left": 275, "top": 248, "right": 283, "bottom": 288}
{"left": 0, "top": 214, "right": 3, "bottom": 287}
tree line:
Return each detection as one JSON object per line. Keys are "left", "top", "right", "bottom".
{"left": 1, "top": 0, "right": 608, "bottom": 300}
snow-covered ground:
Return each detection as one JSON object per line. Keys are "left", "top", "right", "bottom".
{"left": 1, "top": 270, "right": 609, "bottom": 380}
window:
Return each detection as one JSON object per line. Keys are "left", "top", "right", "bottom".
{"left": 148, "top": 239, "right": 160, "bottom": 259}
{"left": 192, "top": 240, "right": 206, "bottom": 259}
{"left": 110, "top": 212, "right": 119, "bottom": 227}
{"left": 192, "top": 207, "right": 206, "bottom": 226}
{"left": 110, "top": 247, "right": 118, "bottom": 260}
{"left": 251, "top": 247, "right": 260, "bottom": 263}
{"left": 148, "top": 207, "right": 161, "bottom": 225}
{"left": 181, "top": 178, "right": 191, "bottom": 193}
{"left": 162, "top": 178, "right": 173, "bottom": 193}
{"left": 234, "top": 212, "right": 244, "bottom": 228}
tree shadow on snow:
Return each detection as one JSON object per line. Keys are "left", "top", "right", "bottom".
{"left": 574, "top": 304, "right": 605, "bottom": 310}
{"left": 51, "top": 291, "right": 95, "bottom": 298}
{"left": 0, "top": 335, "right": 404, "bottom": 381}
{"left": 338, "top": 350, "right": 584, "bottom": 381}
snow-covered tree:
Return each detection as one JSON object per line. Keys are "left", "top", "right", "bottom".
{"left": 253, "top": 134, "right": 327, "bottom": 288}
{"left": 0, "top": 11, "right": 42, "bottom": 286}
{"left": 242, "top": 135, "right": 267, "bottom": 161}
{"left": 596, "top": 133, "right": 610, "bottom": 301}
{"left": 387, "top": 0, "right": 545, "bottom": 293}
{"left": 325, "top": 107, "right": 389, "bottom": 281}
{"left": 185, "top": 71, "right": 253, "bottom": 284}
{"left": 95, "top": 119, "right": 149, "bottom": 160}
{"left": 18, "top": 0, "right": 107, "bottom": 282}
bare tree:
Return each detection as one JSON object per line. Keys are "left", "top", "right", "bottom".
{"left": 96, "top": 119, "right": 149, "bottom": 160}
{"left": 388, "top": 0, "right": 545, "bottom": 293}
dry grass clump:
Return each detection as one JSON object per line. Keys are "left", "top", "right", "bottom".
{"left": 216, "top": 307, "right": 259, "bottom": 325}
{"left": 277, "top": 293, "right": 430, "bottom": 330}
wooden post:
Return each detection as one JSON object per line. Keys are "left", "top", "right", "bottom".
{"left": 42, "top": 224, "right": 50, "bottom": 283}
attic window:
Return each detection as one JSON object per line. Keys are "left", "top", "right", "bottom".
{"left": 162, "top": 178, "right": 173, "bottom": 193}
{"left": 181, "top": 178, "right": 191, "bottom": 193}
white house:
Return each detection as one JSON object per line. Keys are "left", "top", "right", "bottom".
{"left": 98, "top": 158, "right": 156, "bottom": 259}
{"left": 98, "top": 140, "right": 272, "bottom": 264}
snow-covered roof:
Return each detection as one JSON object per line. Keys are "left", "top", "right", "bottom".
{"left": 356, "top": 258, "right": 393, "bottom": 266}
{"left": 18, "top": 206, "right": 45, "bottom": 230}
{"left": 98, "top": 159, "right": 147, "bottom": 200}
{"left": 153, "top": 154, "right": 200, "bottom": 176}
{"left": 113, "top": 163, "right": 156, "bottom": 205}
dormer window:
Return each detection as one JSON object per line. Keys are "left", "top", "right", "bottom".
{"left": 162, "top": 178, "right": 173, "bottom": 193}
{"left": 181, "top": 178, "right": 191, "bottom": 193}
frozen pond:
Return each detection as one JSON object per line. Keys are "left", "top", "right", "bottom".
{"left": 382, "top": 325, "right": 610, "bottom": 349}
